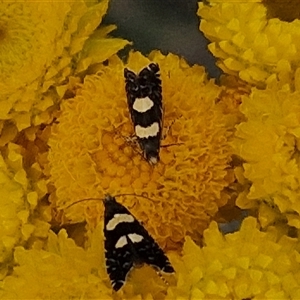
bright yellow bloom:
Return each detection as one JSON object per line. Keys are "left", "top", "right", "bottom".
{"left": 0, "top": 224, "right": 172, "bottom": 299}
{"left": 0, "top": 226, "right": 111, "bottom": 299}
{"left": 168, "top": 217, "right": 300, "bottom": 299}
{"left": 3, "top": 217, "right": 300, "bottom": 299}
{"left": 48, "top": 51, "right": 235, "bottom": 249}
{"left": 0, "top": 0, "right": 129, "bottom": 139}
{"left": 233, "top": 79, "right": 300, "bottom": 228}
{"left": 198, "top": 1, "right": 300, "bottom": 88}
{"left": 0, "top": 143, "right": 49, "bottom": 280}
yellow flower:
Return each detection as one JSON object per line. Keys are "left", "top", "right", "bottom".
{"left": 233, "top": 79, "right": 300, "bottom": 228}
{"left": 0, "top": 227, "right": 111, "bottom": 299}
{"left": 168, "top": 217, "right": 300, "bottom": 299}
{"left": 3, "top": 217, "right": 300, "bottom": 299}
{"left": 48, "top": 51, "right": 235, "bottom": 249}
{"left": 0, "top": 143, "right": 49, "bottom": 280}
{"left": 198, "top": 1, "right": 300, "bottom": 88}
{"left": 0, "top": 0, "right": 129, "bottom": 137}
{"left": 0, "top": 225, "right": 171, "bottom": 299}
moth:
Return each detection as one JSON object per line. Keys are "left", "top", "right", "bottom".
{"left": 103, "top": 194, "right": 174, "bottom": 291}
{"left": 124, "top": 63, "right": 163, "bottom": 165}
{"left": 65, "top": 194, "right": 175, "bottom": 291}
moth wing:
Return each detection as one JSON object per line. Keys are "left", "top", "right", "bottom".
{"left": 129, "top": 221, "right": 175, "bottom": 273}
{"left": 124, "top": 68, "right": 139, "bottom": 111}
{"left": 103, "top": 195, "right": 174, "bottom": 292}
{"left": 105, "top": 245, "right": 134, "bottom": 291}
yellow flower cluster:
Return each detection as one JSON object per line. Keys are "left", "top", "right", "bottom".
{"left": 0, "top": 226, "right": 111, "bottom": 299}
{"left": 3, "top": 217, "right": 300, "bottom": 299}
{"left": 168, "top": 217, "right": 300, "bottom": 299}
{"left": 0, "top": 224, "right": 173, "bottom": 299}
{"left": 198, "top": 1, "right": 300, "bottom": 88}
{"left": 0, "top": 143, "right": 49, "bottom": 280}
{"left": 0, "top": 0, "right": 129, "bottom": 142}
{"left": 48, "top": 51, "right": 235, "bottom": 248}
{"left": 233, "top": 79, "right": 300, "bottom": 229}
{"left": 4, "top": 0, "right": 300, "bottom": 298}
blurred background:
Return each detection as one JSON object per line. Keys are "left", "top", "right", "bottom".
{"left": 103, "top": 0, "right": 222, "bottom": 78}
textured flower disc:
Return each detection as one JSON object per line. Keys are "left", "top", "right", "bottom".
{"left": 48, "top": 51, "right": 235, "bottom": 249}
{"left": 198, "top": 1, "right": 300, "bottom": 88}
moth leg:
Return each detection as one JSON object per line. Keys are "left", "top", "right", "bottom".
{"left": 161, "top": 119, "right": 175, "bottom": 140}
{"left": 129, "top": 144, "right": 145, "bottom": 161}
{"left": 115, "top": 129, "right": 147, "bottom": 162}
{"left": 161, "top": 117, "right": 184, "bottom": 148}
{"left": 113, "top": 127, "right": 138, "bottom": 146}
{"left": 124, "top": 134, "right": 138, "bottom": 145}
{"left": 115, "top": 129, "right": 158, "bottom": 165}
{"left": 162, "top": 115, "right": 182, "bottom": 140}
{"left": 160, "top": 142, "right": 183, "bottom": 149}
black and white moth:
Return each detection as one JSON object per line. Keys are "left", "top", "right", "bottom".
{"left": 124, "top": 63, "right": 163, "bottom": 165}
{"left": 103, "top": 194, "right": 174, "bottom": 291}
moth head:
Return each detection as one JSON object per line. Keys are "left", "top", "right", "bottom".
{"left": 104, "top": 194, "right": 116, "bottom": 204}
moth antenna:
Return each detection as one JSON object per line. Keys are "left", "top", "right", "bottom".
{"left": 63, "top": 193, "right": 155, "bottom": 210}
{"left": 63, "top": 197, "right": 103, "bottom": 210}
{"left": 113, "top": 193, "right": 154, "bottom": 202}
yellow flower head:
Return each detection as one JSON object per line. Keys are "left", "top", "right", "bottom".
{"left": 48, "top": 51, "right": 234, "bottom": 248}
{"left": 0, "top": 0, "right": 129, "bottom": 135}
{"left": 1, "top": 225, "right": 173, "bottom": 299}
{"left": 0, "top": 143, "right": 49, "bottom": 280}
{"left": 198, "top": 1, "right": 300, "bottom": 88}
{"left": 233, "top": 79, "right": 300, "bottom": 229}
{"left": 1, "top": 227, "right": 112, "bottom": 299}
{"left": 168, "top": 217, "right": 300, "bottom": 299}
